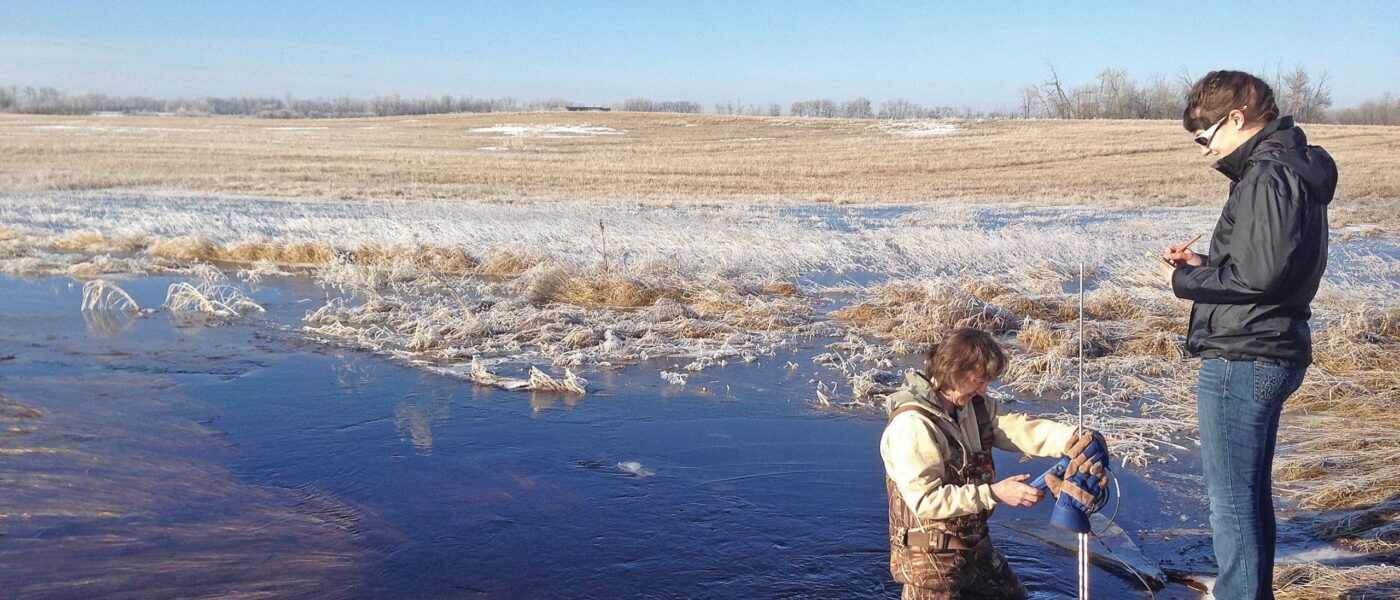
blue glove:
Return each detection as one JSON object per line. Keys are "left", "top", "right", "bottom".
{"left": 1063, "top": 429, "right": 1109, "bottom": 477}
{"left": 1045, "top": 461, "right": 1108, "bottom": 531}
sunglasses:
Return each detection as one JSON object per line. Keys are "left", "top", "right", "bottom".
{"left": 1194, "top": 105, "right": 1248, "bottom": 147}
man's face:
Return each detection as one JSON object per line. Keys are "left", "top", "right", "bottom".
{"left": 943, "top": 372, "right": 991, "bottom": 407}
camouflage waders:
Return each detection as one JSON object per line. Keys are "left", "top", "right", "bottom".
{"left": 886, "top": 398, "right": 1028, "bottom": 600}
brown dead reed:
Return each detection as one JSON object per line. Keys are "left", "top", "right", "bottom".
{"left": 1274, "top": 563, "right": 1400, "bottom": 600}
{"left": 553, "top": 270, "right": 674, "bottom": 308}
{"left": 832, "top": 281, "right": 1018, "bottom": 344}
{"left": 477, "top": 250, "right": 543, "bottom": 276}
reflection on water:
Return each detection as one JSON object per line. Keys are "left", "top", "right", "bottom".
{"left": 0, "top": 274, "right": 1204, "bottom": 598}
{"left": 393, "top": 385, "right": 453, "bottom": 453}
{"left": 81, "top": 305, "right": 141, "bottom": 336}
{"left": 528, "top": 388, "right": 583, "bottom": 413}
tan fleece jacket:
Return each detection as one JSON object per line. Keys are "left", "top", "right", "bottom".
{"left": 880, "top": 371, "right": 1078, "bottom": 521}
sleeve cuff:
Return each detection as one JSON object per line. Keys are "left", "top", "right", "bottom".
{"left": 977, "top": 483, "right": 996, "bottom": 509}
{"left": 1170, "top": 266, "right": 1191, "bottom": 297}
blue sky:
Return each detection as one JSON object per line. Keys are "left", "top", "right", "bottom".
{"left": 2, "top": 1, "right": 1396, "bottom": 109}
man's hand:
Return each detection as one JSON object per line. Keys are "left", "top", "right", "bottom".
{"left": 990, "top": 474, "right": 1044, "bottom": 507}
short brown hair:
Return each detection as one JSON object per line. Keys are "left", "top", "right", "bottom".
{"left": 1182, "top": 70, "right": 1280, "bottom": 132}
{"left": 923, "top": 327, "right": 1008, "bottom": 390}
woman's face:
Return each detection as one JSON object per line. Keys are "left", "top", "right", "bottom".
{"left": 1195, "top": 108, "right": 1254, "bottom": 157}
{"left": 941, "top": 372, "right": 991, "bottom": 407}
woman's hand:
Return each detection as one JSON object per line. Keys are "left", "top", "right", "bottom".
{"left": 990, "top": 474, "right": 1044, "bottom": 507}
{"left": 1163, "top": 247, "right": 1203, "bottom": 267}
{"left": 1160, "top": 246, "right": 1203, "bottom": 288}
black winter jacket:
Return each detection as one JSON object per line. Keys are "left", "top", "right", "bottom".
{"left": 1171, "top": 117, "right": 1337, "bottom": 369}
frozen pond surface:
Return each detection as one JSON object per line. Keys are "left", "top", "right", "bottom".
{"left": 0, "top": 274, "right": 1217, "bottom": 598}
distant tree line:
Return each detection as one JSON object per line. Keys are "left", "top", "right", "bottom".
{"left": 1, "top": 69, "right": 1395, "bottom": 124}
{"left": 713, "top": 100, "right": 783, "bottom": 116}
{"left": 1019, "top": 65, "right": 1362, "bottom": 124}
{"left": 612, "top": 98, "right": 703, "bottom": 113}
{"left": 1330, "top": 93, "right": 1400, "bottom": 126}
{"left": 0, "top": 85, "right": 535, "bottom": 118}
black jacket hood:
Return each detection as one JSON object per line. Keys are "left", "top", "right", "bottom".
{"left": 1214, "top": 116, "right": 1337, "bottom": 205}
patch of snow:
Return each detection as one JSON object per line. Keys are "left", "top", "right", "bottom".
{"left": 891, "top": 123, "right": 960, "bottom": 137}
{"left": 471, "top": 125, "right": 624, "bottom": 137}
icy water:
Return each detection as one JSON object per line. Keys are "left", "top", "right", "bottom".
{"left": 0, "top": 274, "right": 1219, "bottom": 599}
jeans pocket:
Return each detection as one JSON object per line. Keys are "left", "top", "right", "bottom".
{"left": 1252, "top": 362, "right": 1293, "bottom": 407}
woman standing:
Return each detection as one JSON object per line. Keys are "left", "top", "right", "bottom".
{"left": 1163, "top": 70, "right": 1337, "bottom": 600}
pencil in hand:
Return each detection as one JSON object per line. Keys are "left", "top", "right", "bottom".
{"left": 1172, "top": 233, "right": 1203, "bottom": 253}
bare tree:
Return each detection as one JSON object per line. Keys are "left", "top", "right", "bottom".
{"left": 790, "top": 99, "right": 838, "bottom": 118}
{"left": 1018, "top": 86, "right": 1041, "bottom": 118}
{"left": 877, "top": 98, "right": 920, "bottom": 119}
{"left": 840, "top": 97, "right": 873, "bottom": 119}
{"left": 1275, "top": 66, "right": 1332, "bottom": 122}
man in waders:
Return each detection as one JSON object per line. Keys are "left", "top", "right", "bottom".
{"left": 881, "top": 327, "right": 1109, "bottom": 599}
{"left": 1163, "top": 70, "right": 1335, "bottom": 600}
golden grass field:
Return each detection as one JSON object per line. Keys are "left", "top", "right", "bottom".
{"left": 2, "top": 111, "right": 1397, "bottom": 228}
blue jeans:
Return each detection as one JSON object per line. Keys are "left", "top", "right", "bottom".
{"left": 1197, "top": 358, "right": 1306, "bottom": 600}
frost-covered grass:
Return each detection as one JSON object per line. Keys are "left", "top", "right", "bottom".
{"left": 3, "top": 192, "right": 1399, "bottom": 556}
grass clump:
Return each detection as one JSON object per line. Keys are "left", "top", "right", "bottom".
{"left": 148, "top": 236, "right": 219, "bottom": 262}
{"left": 478, "top": 250, "right": 542, "bottom": 276}
{"left": 81, "top": 279, "right": 140, "bottom": 312}
{"left": 164, "top": 281, "right": 264, "bottom": 317}
{"left": 1274, "top": 563, "right": 1400, "bottom": 600}
{"left": 832, "top": 281, "right": 1017, "bottom": 343}
{"left": 554, "top": 270, "right": 671, "bottom": 308}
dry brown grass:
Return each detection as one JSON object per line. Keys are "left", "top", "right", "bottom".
{"left": 553, "top": 270, "right": 673, "bottom": 308}
{"left": 478, "top": 250, "right": 543, "bottom": 276}
{"left": 278, "top": 241, "right": 336, "bottom": 264}
{"left": 832, "top": 281, "right": 1018, "bottom": 343}
{"left": 991, "top": 292, "right": 1079, "bottom": 323}
{"left": 1268, "top": 303, "right": 1400, "bottom": 554}
{"left": 48, "top": 230, "right": 107, "bottom": 251}
{"left": 1274, "top": 563, "right": 1400, "bottom": 600}
{"left": 1084, "top": 287, "right": 1149, "bottom": 321}
{"left": 4, "top": 112, "right": 1397, "bottom": 228}
{"left": 147, "top": 236, "right": 337, "bottom": 265}
{"left": 1117, "top": 329, "right": 1187, "bottom": 359}
{"left": 1015, "top": 320, "right": 1068, "bottom": 354}
{"left": 147, "top": 236, "right": 219, "bottom": 261}
{"left": 762, "top": 281, "right": 800, "bottom": 296}
{"left": 962, "top": 280, "right": 1013, "bottom": 302}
